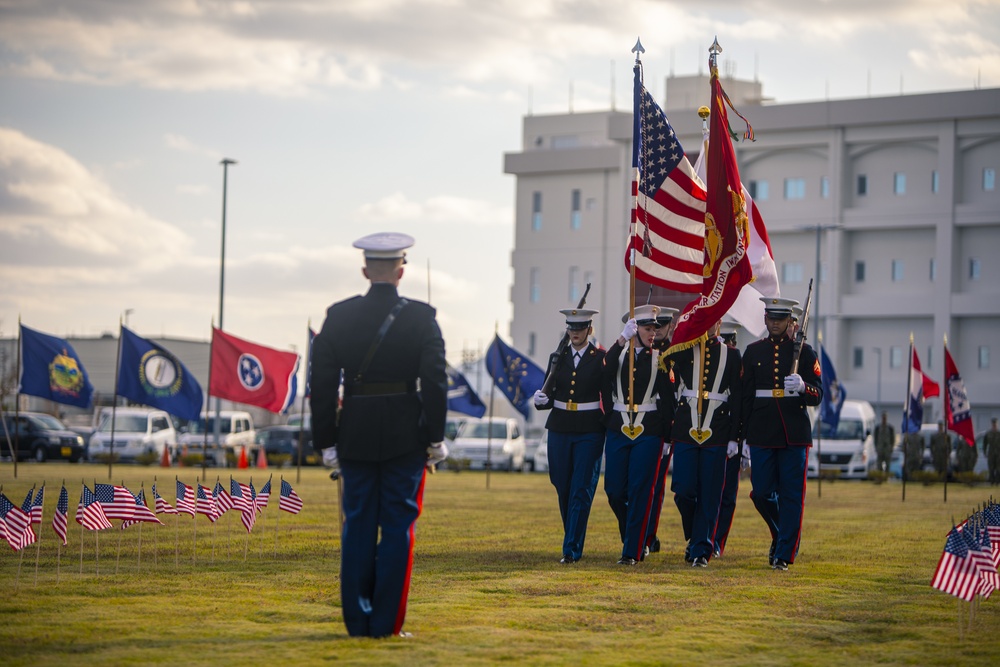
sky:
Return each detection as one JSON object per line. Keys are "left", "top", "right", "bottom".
{"left": 1, "top": 0, "right": 998, "bottom": 372}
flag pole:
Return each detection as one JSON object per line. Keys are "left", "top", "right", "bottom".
{"left": 487, "top": 324, "right": 498, "bottom": 491}
{"left": 109, "top": 317, "right": 125, "bottom": 480}
{"left": 627, "top": 40, "right": 645, "bottom": 419}
{"left": 12, "top": 316, "right": 21, "bottom": 479}
{"left": 296, "top": 319, "right": 311, "bottom": 484}
{"left": 816, "top": 331, "right": 824, "bottom": 499}
{"left": 903, "top": 332, "right": 914, "bottom": 502}
{"left": 79, "top": 481, "right": 85, "bottom": 574}
{"left": 943, "top": 333, "right": 948, "bottom": 504}
{"left": 202, "top": 318, "right": 215, "bottom": 480}
{"left": 33, "top": 483, "right": 43, "bottom": 585}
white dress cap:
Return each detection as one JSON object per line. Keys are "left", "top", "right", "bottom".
{"left": 353, "top": 232, "right": 415, "bottom": 260}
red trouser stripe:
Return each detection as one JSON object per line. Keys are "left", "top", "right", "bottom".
{"left": 392, "top": 467, "right": 427, "bottom": 635}
{"left": 790, "top": 446, "right": 809, "bottom": 563}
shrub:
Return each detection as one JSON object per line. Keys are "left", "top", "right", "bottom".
{"left": 909, "top": 470, "right": 942, "bottom": 486}
{"left": 267, "top": 453, "right": 292, "bottom": 468}
{"left": 445, "top": 456, "right": 471, "bottom": 472}
{"left": 134, "top": 451, "right": 159, "bottom": 466}
{"left": 91, "top": 453, "right": 120, "bottom": 464}
{"left": 953, "top": 471, "right": 987, "bottom": 487}
{"left": 866, "top": 470, "right": 890, "bottom": 484}
{"left": 179, "top": 453, "right": 204, "bottom": 467}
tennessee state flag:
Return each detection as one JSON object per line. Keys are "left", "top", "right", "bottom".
{"left": 209, "top": 328, "right": 300, "bottom": 414}
{"left": 668, "top": 59, "right": 752, "bottom": 353}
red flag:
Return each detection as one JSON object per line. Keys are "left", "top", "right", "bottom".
{"left": 209, "top": 328, "right": 300, "bottom": 413}
{"left": 668, "top": 67, "right": 753, "bottom": 352}
{"left": 944, "top": 344, "right": 975, "bottom": 447}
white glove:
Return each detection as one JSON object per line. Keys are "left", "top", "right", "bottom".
{"left": 322, "top": 447, "right": 339, "bottom": 468}
{"left": 532, "top": 389, "right": 549, "bottom": 408}
{"left": 427, "top": 441, "right": 449, "bottom": 467}
{"left": 620, "top": 318, "right": 638, "bottom": 341}
{"left": 741, "top": 443, "right": 751, "bottom": 470}
{"left": 783, "top": 373, "right": 805, "bottom": 394}
{"left": 661, "top": 441, "right": 672, "bottom": 458}
{"left": 726, "top": 440, "right": 739, "bottom": 459}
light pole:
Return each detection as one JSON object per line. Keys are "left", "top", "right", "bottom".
{"left": 216, "top": 159, "right": 237, "bottom": 452}
{"left": 124, "top": 308, "right": 134, "bottom": 328}
{"left": 873, "top": 347, "right": 882, "bottom": 416}
{"left": 799, "top": 223, "right": 840, "bottom": 346}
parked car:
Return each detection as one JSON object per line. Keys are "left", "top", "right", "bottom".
{"left": 255, "top": 426, "right": 318, "bottom": 465}
{"left": 533, "top": 436, "right": 549, "bottom": 473}
{"left": 88, "top": 408, "right": 177, "bottom": 462}
{"left": 0, "top": 412, "right": 86, "bottom": 462}
{"left": 286, "top": 413, "right": 311, "bottom": 430}
{"left": 448, "top": 417, "right": 526, "bottom": 471}
{"left": 811, "top": 399, "right": 877, "bottom": 479}
{"left": 524, "top": 424, "right": 547, "bottom": 471}
{"left": 176, "top": 410, "right": 256, "bottom": 464}
{"left": 445, "top": 415, "right": 468, "bottom": 442}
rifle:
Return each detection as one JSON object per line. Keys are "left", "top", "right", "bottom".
{"left": 540, "top": 283, "right": 592, "bottom": 395}
{"left": 791, "top": 278, "right": 813, "bottom": 375}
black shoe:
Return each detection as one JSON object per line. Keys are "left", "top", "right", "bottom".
{"left": 559, "top": 556, "right": 577, "bottom": 564}
{"left": 616, "top": 557, "right": 639, "bottom": 566}
{"left": 772, "top": 559, "right": 789, "bottom": 571}
{"left": 684, "top": 542, "right": 693, "bottom": 563}
{"left": 691, "top": 556, "right": 709, "bottom": 567}
{"left": 650, "top": 537, "right": 661, "bottom": 553}
{"left": 768, "top": 538, "right": 777, "bottom": 566}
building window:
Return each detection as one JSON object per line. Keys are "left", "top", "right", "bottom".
{"left": 570, "top": 189, "right": 582, "bottom": 231}
{"left": 891, "top": 259, "right": 904, "bottom": 282}
{"left": 980, "top": 346, "right": 991, "bottom": 370}
{"left": 929, "top": 258, "right": 936, "bottom": 282}
{"left": 748, "top": 180, "right": 769, "bottom": 201}
{"left": 781, "top": 262, "right": 804, "bottom": 284}
{"left": 857, "top": 174, "right": 868, "bottom": 196}
{"left": 894, "top": 172, "right": 907, "bottom": 194}
{"left": 528, "top": 332, "right": 536, "bottom": 356}
{"left": 926, "top": 347, "right": 932, "bottom": 370}
{"left": 820, "top": 176, "right": 830, "bottom": 199}
{"left": 819, "top": 262, "right": 828, "bottom": 284}
{"left": 784, "top": 178, "right": 805, "bottom": 200}
{"left": 853, "top": 347, "right": 863, "bottom": 369}
{"left": 931, "top": 170, "right": 939, "bottom": 193}
{"left": 532, "top": 192, "right": 542, "bottom": 231}
{"left": 568, "top": 266, "right": 580, "bottom": 302}
{"left": 970, "top": 258, "right": 981, "bottom": 280}
{"left": 583, "top": 270, "right": 594, "bottom": 293}
{"left": 530, "top": 268, "right": 541, "bottom": 303}
{"left": 985, "top": 168, "right": 996, "bottom": 192}
{"left": 889, "top": 346, "right": 904, "bottom": 369}
{"left": 855, "top": 261, "right": 866, "bottom": 282}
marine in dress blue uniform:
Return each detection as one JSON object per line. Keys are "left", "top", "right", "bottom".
{"left": 311, "top": 233, "right": 448, "bottom": 638}
{"left": 602, "top": 305, "right": 673, "bottom": 565}
{"left": 667, "top": 319, "right": 743, "bottom": 567}
{"left": 712, "top": 318, "right": 745, "bottom": 558}
{"left": 740, "top": 297, "right": 822, "bottom": 571}
{"left": 531, "top": 308, "right": 606, "bottom": 564}
{"left": 643, "top": 306, "right": 678, "bottom": 556}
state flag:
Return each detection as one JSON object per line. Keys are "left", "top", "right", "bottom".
{"left": 485, "top": 335, "right": 544, "bottom": 419}
{"left": 944, "top": 343, "right": 975, "bottom": 447}
{"left": 117, "top": 326, "right": 204, "bottom": 420}
{"left": 209, "top": 328, "right": 300, "bottom": 414}
{"left": 18, "top": 324, "right": 94, "bottom": 408}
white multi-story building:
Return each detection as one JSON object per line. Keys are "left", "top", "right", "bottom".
{"left": 504, "top": 75, "right": 1000, "bottom": 432}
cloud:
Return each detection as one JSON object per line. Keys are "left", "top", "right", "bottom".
{"left": 164, "top": 133, "right": 222, "bottom": 159}
{"left": 357, "top": 192, "right": 511, "bottom": 227}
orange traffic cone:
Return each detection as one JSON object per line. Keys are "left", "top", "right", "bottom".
{"left": 256, "top": 447, "right": 268, "bottom": 469}
{"left": 160, "top": 446, "right": 172, "bottom": 467}
{"left": 237, "top": 445, "right": 249, "bottom": 469}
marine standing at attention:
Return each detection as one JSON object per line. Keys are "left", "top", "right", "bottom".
{"left": 310, "top": 232, "right": 448, "bottom": 638}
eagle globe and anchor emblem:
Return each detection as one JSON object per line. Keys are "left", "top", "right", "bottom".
{"left": 238, "top": 353, "right": 265, "bottom": 391}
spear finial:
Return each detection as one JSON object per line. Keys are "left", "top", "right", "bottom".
{"left": 632, "top": 37, "right": 645, "bottom": 64}
{"left": 709, "top": 36, "right": 722, "bottom": 72}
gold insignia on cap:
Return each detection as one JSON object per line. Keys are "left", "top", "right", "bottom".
{"left": 771, "top": 299, "right": 778, "bottom": 304}
{"left": 572, "top": 310, "right": 578, "bottom": 315}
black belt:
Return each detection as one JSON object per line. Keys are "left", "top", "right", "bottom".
{"left": 344, "top": 381, "right": 416, "bottom": 397}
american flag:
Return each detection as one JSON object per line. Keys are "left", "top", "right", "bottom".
{"left": 961, "top": 521, "right": 999, "bottom": 599}
{"left": 29, "top": 484, "right": 45, "bottom": 525}
{"left": 121, "top": 489, "right": 163, "bottom": 529}
{"left": 230, "top": 478, "right": 249, "bottom": 514}
{"left": 176, "top": 480, "right": 196, "bottom": 516}
{"left": 152, "top": 483, "right": 178, "bottom": 515}
{"left": 239, "top": 481, "right": 257, "bottom": 533}
{"left": 0, "top": 492, "right": 36, "bottom": 550}
{"left": 75, "top": 485, "right": 113, "bottom": 531}
{"left": 986, "top": 503, "right": 1000, "bottom": 569}
{"left": 624, "top": 65, "right": 706, "bottom": 293}
{"left": 279, "top": 480, "right": 303, "bottom": 514}
{"left": 256, "top": 477, "right": 272, "bottom": 513}
{"left": 94, "top": 483, "right": 137, "bottom": 521}
{"left": 932, "top": 526, "right": 979, "bottom": 600}
{"left": 52, "top": 485, "right": 69, "bottom": 546}
{"left": 213, "top": 481, "right": 234, "bottom": 514}
{"left": 20, "top": 488, "right": 34, "bottom": 514}
{"left": 196, "top": 485, "right": 220, "bottom": 522}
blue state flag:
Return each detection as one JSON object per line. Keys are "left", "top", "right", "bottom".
{"left": 819, "top": 346, "right": 846, "bottom": 433}
{"left": 18, "top": 324, "right": 94, "bottom": 408}
{"left": 446, "top": 364, "right": 486, "bottom": 418}
{"left": 117, "top": 326, "right": 203, "bottom": 420}
{"left": 485, "top": 335, "right": 544, "bottom": 419}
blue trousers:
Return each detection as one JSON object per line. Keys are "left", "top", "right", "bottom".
{"left": 339, "top": 449, "right": 427, "bottom": 637}
{"left": 644, "top": 441, "right": 671, "bottom": 549}
{"left": 670, "top": 442, "right": 728, "bottom": 560}
{"left": 713, "top": 452, "right": 742, "bottom": 555}
{"left": 604, "top": 429, "right": 662, "bottom": 561}
{"left": 749, "top": 445, "right": 808, "bottom": 564}
{"left": 547, "top": 430, "right": 605, "bottom": 561}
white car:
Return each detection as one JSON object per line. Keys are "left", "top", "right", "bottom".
{"left": 88, "top": 408, "right": 177, "bottom": 462}
{"left": 812, "top": 399, "right": 877, "bottom": 479}
{"left": 533, "top": 436, "right": 549, "bottom": 473}
{"left": 448, "top": 417, "right": 526, "bottom": 471}
{"left": 177, "top": 410, "right": 256, "bottom": 464}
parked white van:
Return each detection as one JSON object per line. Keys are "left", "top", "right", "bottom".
{"left": 88, "top": 408, "right": 177, "bottom": 461}
{"left": 177, "top": 411, "right": 256, "bottom": 463}
{"left": 811, "top": 399, "right": 877, "bottom": 479}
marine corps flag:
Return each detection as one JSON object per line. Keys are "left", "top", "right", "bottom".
{"left": 485, "top": 335, "right": 544, "bottom": 419}
{"left": 943, "top": 341, "right": 975, "bottom": 447}
{"left": 668, "top": 46, "right": 753, "bottom": 353}
{"left": 209, "top": 328, "right": 300, "bottom": 414}
{"left": 117, "top": 326, "right": 203, "bottom": 420}
{"left": 18, "top": 324, "right": 94, "bottom": 408}
{"left": 446, "top": 364, "right": 486, "bottom": 418}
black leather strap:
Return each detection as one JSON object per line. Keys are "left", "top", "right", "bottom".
{"left": 354, "top": 298, "right": 408, "bottom": 384}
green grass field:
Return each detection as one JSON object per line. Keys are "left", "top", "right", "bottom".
{"left": 0, "top": 462, "right": 998, "bottom": 666}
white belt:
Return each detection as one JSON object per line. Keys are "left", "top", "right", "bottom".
{"left": 755, "top": 389, "right": 799, "bottom": 398}
{"left": 613, "top": 402, "right": 657, "bottom": 413}
{"left": 553, "top": 400, "right": 601, "bottom": 412}
{"left": 680, "top": 389, "right": 728, "bottom": 402}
